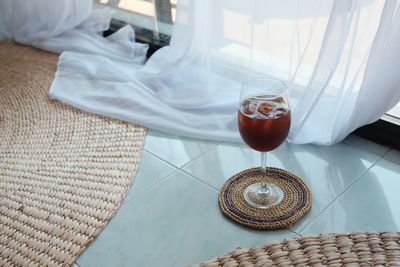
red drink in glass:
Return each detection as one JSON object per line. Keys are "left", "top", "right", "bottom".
{"left": 238, "top": 97, "right": 291, "bottom": 152}
{"left": 237, "top": 79, "right": 290, "bottom": 209}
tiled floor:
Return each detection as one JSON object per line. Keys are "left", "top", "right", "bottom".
{"left": 73, "top": 130, "right": 400, "bottom": 267}
{"left": 0, "top": 36, "right": 398, "bottom": 267}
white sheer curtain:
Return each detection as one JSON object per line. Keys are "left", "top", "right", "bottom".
{"left": 0, "top": 0, "right": 148, "bottom": 66}
{"left": 134, "top": 0, "right": 400, "bottom": 144}
{"left": 2, "top": 0, "right": 400, "bottom": 145}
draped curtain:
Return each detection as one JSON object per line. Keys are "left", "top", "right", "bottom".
{"left": 1, "top": 0, "right": 400, "bottom": 145}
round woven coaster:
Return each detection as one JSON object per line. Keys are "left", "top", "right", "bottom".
{"left": 219, "top": 167, "right": 312, "bottom": 230}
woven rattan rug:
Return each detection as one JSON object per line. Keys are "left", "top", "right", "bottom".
{"left": 190, "top": 231, "right": 400, "bottom": 266}
{"left": 219, "top": 167, "right": 312, "bottom": 230}
{"left": 0, "top": 41, "right": 146, "bottom": 266}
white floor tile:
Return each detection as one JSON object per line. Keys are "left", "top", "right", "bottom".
{"left": 183, "top": 141, "right": 380, "bottom": 232}
{"left": 123, "top": 151, "right": 177, "bottom": 203}
{"left": 77, "top": 171, "right": 295, "bottom": 267}
{"left": 343, "top": 134, "right": 390, "bottom": 157}
{"left": 144, "top": 130, "right": 218, "bottom": 167}
{"left": 77, "top": 130, "right": 399, "bottom": 267}
{"left": 302, "top": 159, "right": 400, "bottom": 235}
{"left": 384, "top": 148, "right": 400, "bottom": 165}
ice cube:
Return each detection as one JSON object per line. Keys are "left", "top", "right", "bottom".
{"left": 241, "top": 99, "right": 258, "bottom": 115}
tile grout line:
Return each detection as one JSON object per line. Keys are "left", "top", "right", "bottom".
{"left": 383, "top": 157, "right": 400, "bottom": 166}
{"left": 76, "top": 147, "right": 179, "bottom": 266}
{"left": 144, "top": 141, "right": 223, "bottom": 193}
{"left": 343, "top": 142, "right": 400, "bottom": 166}
{"left": 180, "top": 141, "right": 223, "bottom": 169}
{"left": 380, "top": 147, "right": 400, "bottom": 166}
{"left": 143, "top": 148, "right": 181, "bottom": 169}
{"left": 342, "top": 139, "right": 391, "bottom": 158}
{"left": 180, "top": 169, "right": 220, "bottom": 193}
{"left": 288, "top": 228, "right": 302, "bottom": 237}
{"left": 130, "top": 141, "right": 222, "bottom": 203}
{"left": 381, "top": 147, "right": 392, "bottom": 158}
{"left": 123, "top": 169, "right": 180, "bottom": 205}
{"left": 177, "top": 141, "right": 224, "bottom": 192}
{"left": 96, "top": 172, "right": 178, "bottom": 234}
{"left": 101, "top": 170, "right": 181, "bottom": 230}
{"left": 295, "top": 156, "right": 384, "bottom": 235}
{"left": 144, "top": 140, "right": 222, "bottom": 170}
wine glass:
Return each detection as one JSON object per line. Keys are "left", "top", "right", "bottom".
{"left": 238, "top": 78, "right": 291, "bottom": 209}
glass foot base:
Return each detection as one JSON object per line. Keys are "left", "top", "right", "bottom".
{"left": 244, "top": 182, "right": 284, "bottom": 209}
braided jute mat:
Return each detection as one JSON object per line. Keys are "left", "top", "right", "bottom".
{"left": 189, "top": 231, "right": 400, "bottom": 266}
{"left": 0, "top": 41, "right": 146, "bottom": 266}
{"left": 219, "top": 167, "right": 312, "bottom": 230}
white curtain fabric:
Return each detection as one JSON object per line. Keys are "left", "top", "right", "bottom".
{"left": 2, "top": 0, "right": 400, "bottom": 145}
{"left": 0, "top": 0, "right": 148, "bottom": 68}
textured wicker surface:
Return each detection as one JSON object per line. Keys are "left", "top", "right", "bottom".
{"left": 0, "top": 41, "right": 146, "bottom": 266}
{"left": 219, "top": 167, "right": 312, "bottom": 230}
{"left": 190, "top": 231, "right": 400, "bottom": 266}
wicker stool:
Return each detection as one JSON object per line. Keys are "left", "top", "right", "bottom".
{"left": 189, "top": 231, "right": 400, "bottom": 266}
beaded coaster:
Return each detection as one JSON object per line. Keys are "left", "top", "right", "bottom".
{"left": 218, "top": 167, "right": 312, "bottom": 230}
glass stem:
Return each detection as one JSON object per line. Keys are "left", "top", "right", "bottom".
{"left": 260, "top": 152, "right": 268, "bottom": 192}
